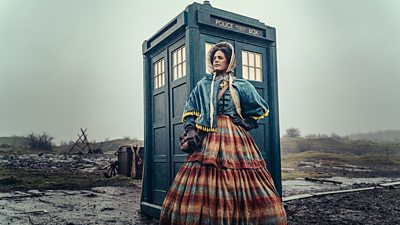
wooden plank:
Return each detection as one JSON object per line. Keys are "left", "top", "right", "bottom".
{"left": 379, "top": 181, "right": 400, "bottom": 187}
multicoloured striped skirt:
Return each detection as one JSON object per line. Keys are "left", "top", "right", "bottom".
{"left": 159, "top": 115, "right": 287, "bottom": 225}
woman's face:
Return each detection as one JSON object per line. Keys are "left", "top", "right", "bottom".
{"left": 213, "top": 50, "right": 228, "bottom": 73}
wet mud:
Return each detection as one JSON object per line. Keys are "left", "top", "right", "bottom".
{"left": 0, "top": 181, "right": 158, "bottom": 225}
{"left": 286, "top": 187, "right": 400, "bottom": 225}
{"left": 1, "top": 153, "right": 399, "bottom": 224}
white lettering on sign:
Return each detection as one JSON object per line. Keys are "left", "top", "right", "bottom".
{"left": 215, "top": 19, "right": 233, "bottom": 29}
{"left": 210, "top": 17, "right": 263, "bottom": 37}
{"left": 248, "top": 28, "right": 260, "bottom": 35}
{"left": 235, "top": 24, "right": 246, "bottom": 32}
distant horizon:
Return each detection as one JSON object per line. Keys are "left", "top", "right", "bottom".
{"left": 1, "top": 128, "right": 400, "bottom": 145}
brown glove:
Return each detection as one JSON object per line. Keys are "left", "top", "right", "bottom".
{"left": 179, "top": 126, "right": 203, "bottom": 153}
{"left": 232, "top": 114, "right": 258, "bottom": 131}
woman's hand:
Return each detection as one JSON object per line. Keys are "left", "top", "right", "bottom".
{"left": 180, "top": 126, "right": 203, "bottom": 153}
{"left": 232, "top": 115, "right": 258, "bottom": 131}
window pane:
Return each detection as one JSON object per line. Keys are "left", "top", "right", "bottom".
{"left": 242, "top": 51, "right": 248, "bottom": 66}
{"left": 161, "top": 73, "right": 165, "bottom": 86}
{"left": 177, "top": 49, "right": 181, "bottom": 64}
{"left": 255, "top": 54, "right": 261, "bottom": 68}
{"left": 155, "top": 62, "right": 158, "bottom": 75}
{"left": 249, "top": 67, "right": 255, "bottom": 80}
{"left": 249, "top": 52, "right": 254, "bottom": 66}
{"left": 182, "top": 47, "right": 186, "bottom": 62}
{"left": 177, "top": 64, "right": 181, "bottom": 78}
{"left": 154, "top": 77, "right": 157, "bottom": 89}
{"left": 173, "top": 52, "right": 177, "bottom": 66}
{"left": 182, "top": 62, "right": 186, "bottom": 76}
{"left": 256, "top": 68, "right": 262, "bottom": 81}
{"left": 243, "top": 66, "right": 249, "bottom": 79}
{"left": 173, "top": 66, "right": 177, "bottom": 80}
{"left": 161, "top": 60, "right": 164, "bottom": 73}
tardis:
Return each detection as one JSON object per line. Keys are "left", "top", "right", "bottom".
{"left": 141, "top": 1, "right": 282, "bottom": 218}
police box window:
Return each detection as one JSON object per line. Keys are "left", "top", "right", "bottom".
{"left": 172, "top": 46, "right": 186, "bottom": 80}
{"left": 242, "top": 50, "right": 262, "bottom": 81}
{"left": 205, "top": 43, "right": 213, "bottom": 74}
{"left": 153, "top": 58, "right": 165, "bottom": 89}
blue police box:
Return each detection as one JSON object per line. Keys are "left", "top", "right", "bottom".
{"left": 141, "top": 1, "right": 282, "bottom": 218}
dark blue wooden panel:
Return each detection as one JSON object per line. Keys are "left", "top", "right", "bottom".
{"left": 153, "top": 162, "right": 168, "bottom": 190}
{"left": 172, "top": 123, "right": 185, "bottom": 156}
{"left": 255, "top": 88, "right": 264, "bottom": 98}
{"left": 154, "top": 127, "right": 167, "bottom": 156}
{"left": 153, "top": 93, "right": 166, "bottom": 125}
{"left": 152, "top": 161, "right": 168, "bottom": 205}
{"left": 172, "top": 84, "right": 187, "bottom": 118}
{"left": 174, "top": 162, "right": 184, "bottom": 177}
{"left": 249, "top": 123, "right": 265, "bottom": 154}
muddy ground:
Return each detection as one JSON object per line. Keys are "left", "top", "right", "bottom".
{"left": 0, "top": 182, "right": 158, "bottom": 225}
{"left": 0, "top": 152, "right": 399, "bottom": 224}
{"left": 286, "top": 188, "right": 400, "bottom": 225}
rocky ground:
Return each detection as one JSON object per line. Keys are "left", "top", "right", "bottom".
{"left": 0, "top": 182, "right": 158, "bottom": 225}
{"left": 0, "top": 152, "right": 159, "bottom": 225}
{"left": 0, "top": 152, "right": 399, "bottom": 224}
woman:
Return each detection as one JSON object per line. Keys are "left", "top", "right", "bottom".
{"left": 160, "top": 42, "right": 287, "bottom": 225}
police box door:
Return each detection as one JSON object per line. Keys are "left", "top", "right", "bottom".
{"left": 150, "top": 48, "right": 171, "bottom": 205}
{"left": 235, "top": 41, "right": 272, "bottom": 167}
{"left": 200, "top": 34, "right": 272, "bottom": 168}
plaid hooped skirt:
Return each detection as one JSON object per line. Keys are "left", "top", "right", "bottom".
{"left": 159, "top": 115, "right": 287, "bottom": 225}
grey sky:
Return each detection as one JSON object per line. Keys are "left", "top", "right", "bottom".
{"left": 0, "top": 0, "right": 399, "bottom": 143}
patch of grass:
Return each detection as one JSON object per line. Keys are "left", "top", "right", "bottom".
{"left": 282, "top": 151, "right": 352, "bottom": 167}
{"left": 0, "top": 167, "right": 134, "bottom": 192}
{"left": 281, "top": 150, "right": 400, "bottom": 180}
{"left": 281, "top": 170, "right": 321, "bottom": 180}
{"left": 359, "top": 153, "right": 400, "bottom": 165}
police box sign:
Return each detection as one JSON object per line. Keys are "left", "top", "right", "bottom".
{"left": 210, "top": 17, "right": 264, "bottom": 37}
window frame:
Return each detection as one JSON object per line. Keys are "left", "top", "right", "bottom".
{"left": 171, "top": 45, "right": 186, "bottom": 81}
{"left": 153, "top": 58, "right": 166, "bottom": 89}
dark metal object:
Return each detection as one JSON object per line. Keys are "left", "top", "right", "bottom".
{"left": 116, "top": 146, "right": 133, "bottom": 177}
{"left": 305, "top": 177, "right": 343, "bottom": 185}
{"left": 103, "top": 161, "right": 119, "bottom": 178}
{"left": 142, "top": 2, "right": 281, "bottom": 218}
{"left": 112, "top": 145, "right": 144, "bottom": 179}
{"left": 203, "top": 1, "right": 211, "bottom": 6}
{"left": 134, "top": 147, "right": 144, "bottom": 179}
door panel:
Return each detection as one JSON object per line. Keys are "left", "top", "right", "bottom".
{"left": 168, "top": 38, "right": 187, "bottom": 185}
{"left": 235, "top": 41, "right": 271, "bottom": 167}
{"left": 151, "top": 49, "right": 170, "bottom": 205}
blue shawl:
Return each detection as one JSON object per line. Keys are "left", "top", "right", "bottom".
{"left": 182, "top": 74, "right": 270, "bottom": 132}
